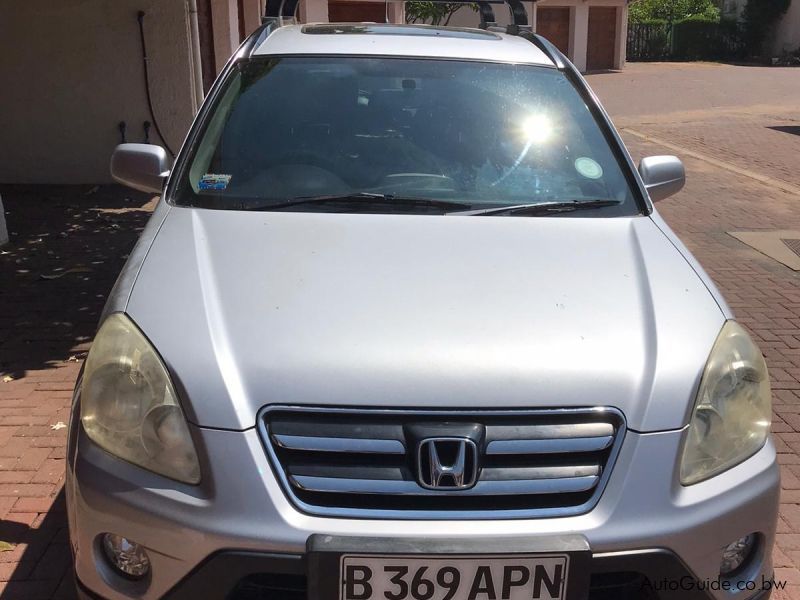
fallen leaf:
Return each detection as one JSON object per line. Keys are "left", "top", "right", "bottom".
{"left": 2, "top": 375, "right": 13, "bottom": 383}
{"left": 0, "top": 541, "right": 14, "bottom": 552}
{"left": 51, "top": 422, "right": 67, "bottom": 431}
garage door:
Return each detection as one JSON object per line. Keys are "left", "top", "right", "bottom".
{"left": 587, "top": 7, "right": 617, "bottom": 71}
{"left": 535, "top": 7, "right": 570, "bottom": 55}
{"left": 328, "top": 1, "right": 386, "bottom": 22}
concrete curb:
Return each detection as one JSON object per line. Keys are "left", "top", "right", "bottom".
{"left": 0, "top": 193, "right": 8, "bottom": 247}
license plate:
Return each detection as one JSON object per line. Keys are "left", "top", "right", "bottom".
{"left": 340, "top": 554, "right": 569, "bottom": 600}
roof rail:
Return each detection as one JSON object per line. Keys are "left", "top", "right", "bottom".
{"left": 242, "top": 20, "right": 280, "bottom": 56}
{"left": 514, "top": 29, "right": 566, "bottom": 68}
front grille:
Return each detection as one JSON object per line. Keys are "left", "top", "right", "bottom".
{"left": 259, "top": 406, "right": 624, "bottom": 519}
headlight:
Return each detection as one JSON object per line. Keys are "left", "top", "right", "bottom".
{"left": 680, "top": 321, "right": 771, "bottom": 485}
{"left": 81, "top": 313, "right": 200, "bottom": 484}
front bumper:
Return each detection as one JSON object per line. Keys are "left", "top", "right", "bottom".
{"left": 67, "top": 417, "right": 780, "bottom": 600}
{"left": 75, "top": 548, "right": 776, "bottom": 600}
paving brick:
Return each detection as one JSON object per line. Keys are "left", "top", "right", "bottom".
{"left": 0, "top": 471, "right": 34, "bottom": 484}
{"left": 777, "top": 534, "right": 800, "bottom": 552}
{"left": 31, "top": 459, "right": 66, "bottom": 485}
{"left": 0, "top": 484, "right": 56, "bottom": 498}
{"left": 52, "top": 572, "right": 79, "bottom": 600}
{"left": 783, "top": 466, "right": 800, "bottom": 490}
{"left": 29, "top": 542, "right": 71, "bottom": 581}
{"left": 0, "top": 496, "right": 16, "bottom": 519}
{"left": 782, "top": 505, "right": 800, "bottom": 533}
{"left": 12, "top": 496, "right": 59, "bottom": 514}
{"left": 0, "top": 578, "right": 62, "bottom": 600}
{"left": 776, "top": 568, "right": 800, "bottom": 586}
{"left": 776, "top": 545, "right": 794, "bottom": 567}
{"left": 14, "top": 448, "right": 52, "bottom": 473}
{"left": 0, "top": 561, "right": 35, "bottom": 582}
{"left": 0, "top": 438, "right": 33, "bottom": 460}
{"left": 0, "top": 512, "right": 38, "bottom": 537}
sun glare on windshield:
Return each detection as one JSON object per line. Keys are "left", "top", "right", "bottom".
{"left": 520, "top": 113, "right": 554, "bottom": 144}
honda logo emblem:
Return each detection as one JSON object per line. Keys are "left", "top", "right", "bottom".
{"left": 417, "top": 437, "right": 478, "bottom": 490}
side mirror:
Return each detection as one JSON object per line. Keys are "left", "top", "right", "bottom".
{"left": 638, "top": 155, "right": 685, "bottom": 202}
{"left": 110, "top": 143, "right": 171, "bottom": 194}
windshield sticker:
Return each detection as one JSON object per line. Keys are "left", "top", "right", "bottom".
{"left": 199, "top": 174, "right": 232, "bottom": 191}
{"left": 575, "top": 157, "right": 603, "bottom": 180}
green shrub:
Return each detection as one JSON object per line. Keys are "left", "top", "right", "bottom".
{"left": 670, "top": 15, "right": 743, "bottom": 59}
{"left": 676, "top": 13, "right": 720, "bottom": 23}
{"left": 629, "top": 0, "right": 720, "bottom": 24}
{"left": 637, "top": 17, "right": 669, "bottom": 26}
{"left": 628, "top": 10, "right": 744, "bottom": 61}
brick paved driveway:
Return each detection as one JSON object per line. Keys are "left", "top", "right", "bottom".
{"left": 588, "top": 62, "right": 800, "bottom": 599}
{"left": 0, "top": 61, "right": 799, "bottom": 598}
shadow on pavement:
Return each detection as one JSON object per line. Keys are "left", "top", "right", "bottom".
{"left": 768, "top": 125, "right": 800, "bottom": 138}
{"left": 0, "top": 489, "right": 73, "bottom": 599}
{"left": 0, "top": 185, "right": 154, "bottom": 379}
{"left": 0, "top": 185, "right": 155, "bottom": 598}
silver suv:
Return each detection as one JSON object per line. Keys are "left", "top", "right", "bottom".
{"left": 67, "top": 5, "right": 779, "bottom": 600}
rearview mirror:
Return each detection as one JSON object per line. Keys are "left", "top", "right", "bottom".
{"left": 638, "top": 155, "right": 685, "bottom": 202}
{"left": 110, "top": 143, "right": 171, "bottom": 194}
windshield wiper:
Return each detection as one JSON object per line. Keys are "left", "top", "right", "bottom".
{"left": 449, "top": 199, "right": 621, "bottom": 217}
{"left": 245, "top": 193, "right": 472, "bottom": 213}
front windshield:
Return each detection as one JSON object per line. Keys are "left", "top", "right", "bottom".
{"left": 174, "top": 56, "right": 638, "bottom": 215}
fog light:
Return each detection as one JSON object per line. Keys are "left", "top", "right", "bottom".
{"left": 102, "top": 533, "right": 150, "bottom": 579}
{"left": 720, "top": 534, "right": 756, "bottom": 576}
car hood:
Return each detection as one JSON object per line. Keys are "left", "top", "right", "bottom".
{"left": 127, "top": 207, "right": 725, "bottom": 431}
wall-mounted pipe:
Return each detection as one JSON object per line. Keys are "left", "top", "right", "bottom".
{"left": 137, "top": 11, "right": 176, "bottom": 156}
{"left": 187, "top": 0, "right": 205, "bottom": 109}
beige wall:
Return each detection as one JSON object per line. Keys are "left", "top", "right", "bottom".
{"left": 210, "top": 0, "right": 266, "bottom": 74}
{"left": 301, "top": 0, "right": 330, "bottom": 23}
{"left": 0, "top": 0, "right": 200, "bottom": 184}
{"left": 211, "top": 0, "right": 241, "bottom": 71}
{"left": 773, "top": 0, "right": 800, "bottom": 55}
